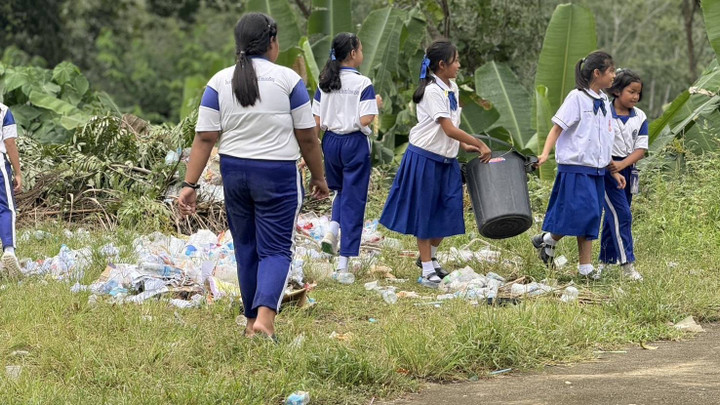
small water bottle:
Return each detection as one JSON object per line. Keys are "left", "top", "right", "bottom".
{"left": 381, "top": 289, "right": 398, "bottom": 304}
{"left": 285, "top": 391, "right": 310, "bottom": 405}
{"left": 630, "top": 166, "right": 639, "bottom": 195}
{"left": 139, "top": 262, "right": 182, "bottom": 278}
{"left": 332, "top": 271, "right": 355, "bottom": 285}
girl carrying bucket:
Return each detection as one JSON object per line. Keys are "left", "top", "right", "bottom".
{"left": 380, "top": 39, "right": 492, "bottom": 288}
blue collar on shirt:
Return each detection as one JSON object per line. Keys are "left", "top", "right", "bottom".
{"left": 610, "top": 104, "right": 636, "bottom": 119}
{"left": 248, "top": 55, "right": 270, "bottom": 61}
{"left": 340, "top": 67, "right": 360, "bottom": 73}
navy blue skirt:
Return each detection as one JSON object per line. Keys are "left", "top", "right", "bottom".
{"left": 542, "top": 165, "right": 605, "bottom": 239}
{"left": 380, "top": 144, "right": 464, "bottom": 239}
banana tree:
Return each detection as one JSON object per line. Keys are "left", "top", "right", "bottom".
{"left": 642, "top": 0, "right": 720, "bottom": 165}
{"left": 474, "top": 61, "right": 533, "bottom": 150}
{"left": 533, "top": 3, "right": 597, "bottom": 179}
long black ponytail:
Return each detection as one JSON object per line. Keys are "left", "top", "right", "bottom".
{"left": 574, "top": 50, "right": 614, "bottom": 90}
{"left": 231, "top": 12, "right": 278, "bottom": 107}
{"left": 412, "top": 40, "right": 457, "bottom": 104}
{"left": 318, "top": 33, "right": 360, "bottom": 93}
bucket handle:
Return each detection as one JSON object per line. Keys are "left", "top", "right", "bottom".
{"left": 472, "top": 134, "right": 538, "bottom": 173}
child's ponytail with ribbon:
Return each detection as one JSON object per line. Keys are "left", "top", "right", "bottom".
{"left": 412, "top": 40, "right": 457, "bottom": 104}
{"left": 319, "top": 33, "right": 360, "bottom": 93}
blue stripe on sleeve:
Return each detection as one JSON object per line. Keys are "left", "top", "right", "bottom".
{"left": 313, "top": 88, "right": 321, "bottom": 102}
{"left": 290, "top": 80, "right": 311, "bottom": 110}
{"left": 360, "top": 84, "right": 376, "bottom": 102}
{"left": 639, "top": 119, "right": 649, "bottom": 136}
{"left": 2, "top": 109, "right": 15, "bottom": 126}
{"left": 200, "top": 86, "right": 220, "bottom": 111}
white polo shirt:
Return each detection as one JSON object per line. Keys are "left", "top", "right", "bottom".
{"left": 552, "top": 88, "right": 614, "bottom": 169}
{"left": 610, "top": 105, "right": 649, "bottom": 157}
{"left": 312, "top": 68, "right": 378, "bottom": 135}
{"left": 196, "top": 58, "right": 315, "bottom": 161}
{"left": 0, "top": 103, "right": 18, "bottom": 154}
{"left": 408, "top": 75, "right": 461, "bottom": 159}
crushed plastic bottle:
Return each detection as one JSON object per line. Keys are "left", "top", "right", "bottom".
{"left": 560, "top": 286, "right": 579, "bottom": 302}
{"left": 100, "top": 243, "right": 120, "bottom": 257}
{"left": 138, "top": 262, "right": 183, "bottom": 278}
{"left": 331, "top": 271, "right": 355, "bottom": 285}
{"left": 381, "top": 289, "right": 398, "bottom": 304}
{"left": 285, "top": 391, "right": 310, "bottom": 405}
{"left": 364, "top": 281, "right": 380, "bottom": 291}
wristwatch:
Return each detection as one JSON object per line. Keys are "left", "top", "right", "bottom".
{"left": 181, "top": 181, "right": 200, "bottom": 190}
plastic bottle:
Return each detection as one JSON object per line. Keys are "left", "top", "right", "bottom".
{"left": 331, "top": 271, "right": 355, "bottom": 285}
{"left": 381, "top": 289, "right": 398, "bottom": 304}
{"left": 285, "top": 391, "right": 310, "bottom": 405}
{"left": 139, "top": 262, "right": 183, "bottom": 278}
{"left": 560, "top": 286, "right": 579, "bottom": 302}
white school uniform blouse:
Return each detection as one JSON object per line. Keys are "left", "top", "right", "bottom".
{"left": 0, "top": 103, "right": 18, "bottom": 154}
{"left": 610, "top": 105, "right": 649, "bottom": 157}
{"left": 312, "top": 68, "right": 378, "bottom": 135}
{"left": 409, "top": 76, "right": 462, "bottom": 159}
{"left": 551, "top": 88, "right": 614, "bottom": 168}
{"left": 196, "top": 58, "right": 315, "bottom": 161}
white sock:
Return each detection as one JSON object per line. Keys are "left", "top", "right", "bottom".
{"left": 578, "top": 263, "right": 594, "bottom": 275}
{"left": 337, "top": 256, "right": 349, "bottom": 271}
{"left": 328, "top": 221, "right": 340, "bottom": 237}
{"left": 4, "top": 247, "right": 15, "bottom": 255}
{"left": 430, "top": 245, "right": 438, "bottom": 258}
{"left": 421, "top": 261, "right": 436, "bottom": 277}
{"left": 543, "top": 233, "right": 557, "bottom": 246}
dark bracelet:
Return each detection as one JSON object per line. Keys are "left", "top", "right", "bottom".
{"left": 181, "top": 181, "right": 200, "bottom": 190}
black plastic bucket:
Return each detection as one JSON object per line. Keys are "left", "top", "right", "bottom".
{"left": 465, "top": 148, "right": 534, "bottom": 239}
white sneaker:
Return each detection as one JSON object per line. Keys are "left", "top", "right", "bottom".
{"left": 320, "top": 232, "right": 338, "bottom": 255}
{"left": 591, "top": 264, "right": 604, "bottom": 280}
{"left": 622, "top": 263, "right": 643, "bottom": 281}
{"left": 2, "top": 251, "right": 22, "bottom": 279}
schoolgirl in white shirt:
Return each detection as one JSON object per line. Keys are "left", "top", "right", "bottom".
{"left": 532, "top": 51, "right": 626, "bottom": 278}
{"left": 312, "top": 32, "right": 382, "bottom": 274}
{"left": 380, "top": 40, "right": 492, "bottom": 287}
{"left": 178, "top": 13, "right": 329, "bottom": 340}
{"left": 598, "top": 69, "right": 648, "bottom": 280}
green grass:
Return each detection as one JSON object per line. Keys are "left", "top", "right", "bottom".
{"left": 2, "top": 153, "right": 720, "bottom": 403}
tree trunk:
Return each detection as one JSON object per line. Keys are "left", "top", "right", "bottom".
{"left": 681, "top": 0, "right": 700, "bottom": 82}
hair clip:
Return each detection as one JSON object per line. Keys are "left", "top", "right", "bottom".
{"left": 330, "top": 48, "right": 336, "bottom": 61}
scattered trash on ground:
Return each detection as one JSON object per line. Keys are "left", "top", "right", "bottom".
{"left": 285, "top": 391, "right": 310, "bottom": 405}
{"left": 673, "top": 316, "right": 705, "bottom": 333}
{"left": 5, "top": 365, "right": 21, "bottom": 380}
{"left": 489, "top": 368, "right": 512, "bottom": 375}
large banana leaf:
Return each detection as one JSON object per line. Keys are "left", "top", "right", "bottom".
{"left": 300, "top": 37, "right": 321, "bottom": 93}
{"left": 474, "top": 62, "right": 533, "bottom": 149}
{"left": 535, "top": 85, "right": 555, "bottom": 180}
{"left": 308, "top": 0, "right": 352, "bottom": 37}
{"left": 308, "top": 0, "right": 352, "bottom": 70}
{"left": 310, "top": 36, "right": 332, "bottom": 74}
{"left": 246, "top": 0, "right": 302, "bottom": 52}
{"left": 400, "top": 7, "right": 426, "bottom": 79}
{"left": 358, "top": 7, "right": 404, "bottom": 78}
{"left": 671, "top": 94, "right": 720, "bottom": 152}
{"left": 535, "top": 4, "right": 597, "bottom": 114}
{"left": 648, "top": 90, "right": 690, "bottom": 146}
{"left": 703, "top": 0, "right": 720, "bottom": 63}
{"left": 458, "top": 90, "right": 500, "bottom": 138}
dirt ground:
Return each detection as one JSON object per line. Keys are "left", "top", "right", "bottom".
{"left": 385, "top": 324, "right": 720, "bottom": 405}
